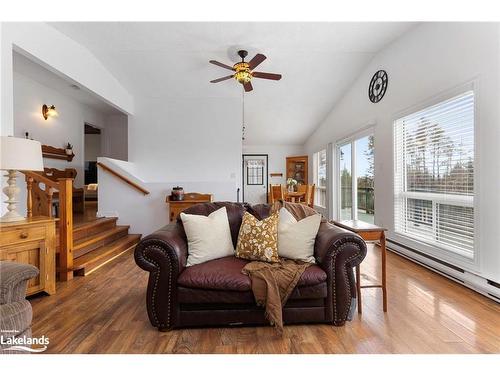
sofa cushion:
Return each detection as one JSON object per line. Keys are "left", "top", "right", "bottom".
{"left": 178, "top": 256, "right": 251, "bottom": 291}
{"left": 180, "top": 202, "right": 247, "bottom": 249}
{"left": 178, "top": 283, "right": 327, "bottom": 304}
{"left": 278, "top": 207, "right": 321, "bottom": 263}
{"left": 177, "top": 256, "right": 327, "bottom": 292}
{"left": 181, "top": 207, "right": 235, "bottom": 267}
{"left": 236, "top": 212, "right": 279, "bottom": 263}
{"left": 297, "top": 264, "right": 327, "bottom": 286}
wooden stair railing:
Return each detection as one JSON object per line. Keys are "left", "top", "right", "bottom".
{"left": 24, "top": 171, "right": 74, "bottom": 281}
{"left": 97, "top": 162, "right": 150, "bottom": 195}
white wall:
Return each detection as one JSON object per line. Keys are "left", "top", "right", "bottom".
{"left": 97, "top": 158, "right": 239, "bottom": 235}
{"left": 129, "top": 97, "right": 241, "bottom": 186}
{"left": 1, "top": 22, "right": 134, "bottom": 216}
{"left": 1, "top": 22, "right": 133, "bottom": 137}
{"left": 13, "top": 71, "right": 106, "bottom": 187}
{"left": 243, "top": 144, "right": 304, "bottom": 186}
{"left": 97, "top": 96, "right": 243, "bottom": 235}
{"left": 84, "top": 133, "right": 101, "bottom": 162}
{"left": 304, "top": 23, "right": 500, "bottom": 284}
{"left": 103, "top": 114, "right": 128, "bottom": 161}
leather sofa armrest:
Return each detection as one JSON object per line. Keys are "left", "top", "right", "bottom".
{"left": 135, "top": 222, "right": 188, "bottom": 274}
{"left": 314, "top": 222, "right": 366, "bottom": 267}
{"left": 0, "top": 261, "right": 39, "bottom": 304}
{"left": 314, "top": 221, "right": 367, "bottom": 325}
{"left": 134, "top": 222, "right": 188, "bottom": 330}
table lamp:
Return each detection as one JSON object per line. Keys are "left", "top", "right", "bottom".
{"left": 0, "top": 136, "right": 44, "bottom": 222}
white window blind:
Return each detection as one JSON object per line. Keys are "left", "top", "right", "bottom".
{"left": 394, "top": 91, "right": 475, "bottom": 259}
{"left": 314, "top": 149, "right": 327, "bottom": 207}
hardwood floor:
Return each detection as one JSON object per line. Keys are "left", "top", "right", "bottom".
{"left": 28, "top": 244, "right": 500, "bottom": 354}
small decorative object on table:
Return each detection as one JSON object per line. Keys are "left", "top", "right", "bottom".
{"left": 286, "top": 178, "right": 297, "bottom": 192}
{"left": 65, "top": 142, "right": 73, "bottom": 156}
{"left": 171, "top": 186, "right": 184, "bottom": 201}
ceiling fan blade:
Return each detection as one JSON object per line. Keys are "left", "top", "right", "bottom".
{"left": 248, "top": 53, "right": 266, "bottom": 70}
{"left": 210, "top": 75, "right": 234, "bottom": 83}
{"left": 243, "top": 81, "right": 253, "bottom": 92}
{"left": 252, "top": 72, "right": 282, "bottom": 81}
{"left": 209, "top": 60, "right": 235, "bottom": 71}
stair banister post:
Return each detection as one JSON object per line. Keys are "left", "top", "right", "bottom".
{"left": 26, "top": 175, "right": 33, "bottom": 218}
{"left": 58, "top": 178, "right": 74, "bottom": 281}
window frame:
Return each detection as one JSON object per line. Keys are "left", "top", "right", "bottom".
{"left": 335, "top": 126, "right": 375, "bottom": 222}
{"left": 313, "top": 149, "right": 327, "bottom": 208}
{"left": 391, "top": 80, "right": 480, "bottom": 269}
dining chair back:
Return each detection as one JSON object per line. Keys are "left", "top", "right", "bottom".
{"left": 269, "top": 184, "right": 285, "bottom": 204}
{"left": 305, "top": 184, "right": 316, "bottom": 208}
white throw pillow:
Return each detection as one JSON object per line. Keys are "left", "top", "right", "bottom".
{"left": 278, "top": 207, "right": 321, "bottom": 263}
{"left": 180, "top": 207, "right": 235, "bottom": 267}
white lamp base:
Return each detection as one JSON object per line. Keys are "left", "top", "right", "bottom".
{"left": 1, "top": 170, "right": 25, "bottom": 223}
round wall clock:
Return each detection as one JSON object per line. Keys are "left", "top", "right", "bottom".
{"left": 368, "top": 70, "right": 388, "bottom": 103}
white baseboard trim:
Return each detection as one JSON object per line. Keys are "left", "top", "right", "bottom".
{"left": 386, "top": 238, "right": 500, "bottom": 303}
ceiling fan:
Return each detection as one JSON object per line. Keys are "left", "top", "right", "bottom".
{"left": 209, "top": 50, "right": 282, "bottom": 92}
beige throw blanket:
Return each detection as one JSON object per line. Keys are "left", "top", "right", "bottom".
{"left": 242, "top": 201, "right": 321, "bottom": 333}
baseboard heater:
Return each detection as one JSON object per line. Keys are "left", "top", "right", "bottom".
{"left": 386, "top": 238, "right": 500, "bottom": 304}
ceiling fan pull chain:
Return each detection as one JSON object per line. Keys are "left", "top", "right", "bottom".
{"left": 242, "top": 86, "right": 246, "bottom": 140}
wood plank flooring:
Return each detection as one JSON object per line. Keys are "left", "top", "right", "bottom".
{"left": 28, "top": 245, "right": 500, "bottom": 354}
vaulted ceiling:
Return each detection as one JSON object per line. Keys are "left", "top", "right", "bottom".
{"left": 49, "top": 22, "right": 416, "bottom": 145}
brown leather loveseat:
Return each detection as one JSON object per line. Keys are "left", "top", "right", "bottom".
{"left": 135, "top": 202, "right": 366, "bottom": 331}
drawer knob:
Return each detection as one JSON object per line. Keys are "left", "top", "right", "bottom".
{"left": 20, "top": 231, "right": 29, "bottom": 239}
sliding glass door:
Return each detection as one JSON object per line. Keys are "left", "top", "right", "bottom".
{"left": 339, "top": 143, "right": 352, "bottom": 220}
{"left": 337, "top": 132, "right": 375, "bottom": 223}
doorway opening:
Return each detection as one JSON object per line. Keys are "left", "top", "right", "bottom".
{"left": 84, "top": 123, "right": 102, "bottom": 217}
{"left": 337, "top": 132, "right": 375, "bottom": 224}
{"left": 242, "top": 154, "right": 269, "bottom": 204}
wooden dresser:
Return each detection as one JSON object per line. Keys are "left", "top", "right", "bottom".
{"left": 0, "top": 216, "right": 57, "bottom": 296}
{"left": 166, "top": 193, "right": 213, "bottom": 222}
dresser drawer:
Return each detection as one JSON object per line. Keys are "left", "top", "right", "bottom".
{"left": 0, "top": 226, "right": 46, "bottom": 246}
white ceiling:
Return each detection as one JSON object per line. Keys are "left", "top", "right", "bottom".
{"left": 49, "top": 22, "right": 417, "bottom": 145}
{"left": 13, "top": 51, "right": 124, "bottom": 115}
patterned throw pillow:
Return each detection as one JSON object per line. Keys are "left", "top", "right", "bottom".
{"left": 236, "top": 211, "right": 279, "bottom": 263}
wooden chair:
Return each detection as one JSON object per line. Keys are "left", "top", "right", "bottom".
{"left": 296, "top": 184, "right": 307, "bottom": 203}
{"left": 305, "top": 184, "right": 315, "bottom": 208}
{"left": 269, "top": 184, "right": 285, "bottom": 204}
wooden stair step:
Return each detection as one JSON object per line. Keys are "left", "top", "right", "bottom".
{"left": 56, "top": 217, "right": 118, "bottom": 245}
{"left": 73, "top": 217, "right": 118, "bottom": 241}
{"left": 73, "top": 225, "right": 130, "bottom": 258}
{"left": 73, "top": 234, "right": 141, "bottom": 276}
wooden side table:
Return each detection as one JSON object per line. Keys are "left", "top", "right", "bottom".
{"left": 331, "top": 220, "right": 387, "bottom": 313}
{"left": 0, "top": 216, "right": 57, "bottom": 296}
{"left": 166, "top": 192, "right": 212, "bottom": 222}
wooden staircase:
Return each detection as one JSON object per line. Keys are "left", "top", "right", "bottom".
{"left": 24, "top": 166, "right": 146, "bottom": 281}
{"left": 57, "top": 217, "right": 141, "bottom": 277}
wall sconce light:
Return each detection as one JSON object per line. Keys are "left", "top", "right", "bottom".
{"left": 42, "top": 104, "right": 58, "bottom": 120}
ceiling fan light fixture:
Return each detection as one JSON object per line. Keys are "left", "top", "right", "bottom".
{"left": 233, "top": 62, "right": 252, "bottom": 84}
{"left": 209, "top": 50, "right": 281, "bottom": 92}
